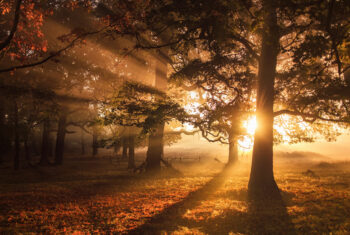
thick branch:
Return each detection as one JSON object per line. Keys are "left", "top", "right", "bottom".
{"left": 231, "top": 33, "right": 259, "bottom": 60}
{"left": 181, "top": 84, "right": 198, "bottom": 91}
{"left": 273, "top": 109, "right": 350, "bottom": 123}
{"left": 164, "top": 130, "right": 198, "bottom": 135}
{"left": 66, "top": 121, "right": 93, "bottom": 135}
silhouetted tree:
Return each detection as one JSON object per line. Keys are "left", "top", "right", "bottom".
{"left": 132, "top": 0, "right": 350, "bottom": 197}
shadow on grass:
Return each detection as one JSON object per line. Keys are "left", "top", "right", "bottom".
{"left": 244, "top": 191, "right": 297, "bottom": 235}
{"left": 128, "top": 165, "right": 233, "bottom": 234}
{"left": 129, "top": 165, "right": 296, "bottom": 235}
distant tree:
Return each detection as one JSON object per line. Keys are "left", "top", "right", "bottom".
{"left": 0, "top": 95, "right": 13, "bottom": 164}
{"left": 145, "top": 52, "right": 169, "bottom": 172}
{"left": 0, "top": 0, "right": 152, "bottom": 169}
{"left": 101, "top": 81, "right": 187, "bottom": 171}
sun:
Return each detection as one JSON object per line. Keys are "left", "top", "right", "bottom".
{"left": 245, "top": 116, "right": 257, "bottom": 136}
{"left": 238, "top": 116, "right": 257, "bottom": 151}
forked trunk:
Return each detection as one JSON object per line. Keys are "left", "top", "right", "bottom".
{"left": 248, "top": 0, "right": 280, "bottom": 198}
{"left": 54, "top": 111, "right": 67, "bottom": 165}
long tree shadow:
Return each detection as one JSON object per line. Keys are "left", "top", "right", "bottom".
{"left": 187, "top": 189, "right": 297, "bottom": 235}
{"left": 128, "top": 165, "right": 234, "bottom": 235}
{"left": 245, "top": 191, "right": 297, "bottom": 235}
{"left": 129, "top": 166, "right": 296, "bottom": 235}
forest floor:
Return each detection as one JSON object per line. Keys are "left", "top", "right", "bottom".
{"left": 0, "top": 155, "right": 349, "bottom": 234}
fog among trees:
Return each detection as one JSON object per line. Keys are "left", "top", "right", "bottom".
{"left": 1, "top": 0, "right": 350, "bottom": 234}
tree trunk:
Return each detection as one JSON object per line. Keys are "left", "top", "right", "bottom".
{"left": 54, "top": 111, "right": 67, "bottom": 165}
{"left": 128, "top": 135, "right": 135, "bottom": 169}
{"left": 248, "top": 0, "right": 280, "bottom": 198}
{"left": 0, "top": 102, "right": 5, "bottom": 164}
{"left": 24, "top": 136, "right": 32, "bottom": 165}
{"left": 0, "top": 99, "right": 12, "bottom": 164}
{"left": 92, "top": 126, "right": 98, "bottom": 157}
{"left": 227, "top": 137, "right": 238, "bottom": 165}
{"left": 114, "top": 140, "right": 120, "bottom": 155}
{"left": 13, "top": 100, "right": 20, "bottom": 170}
{"left": 81, "top": 129, "right": 85, "bottom": 155}
{"left": 40, "top": 118, "right": 50, "bottom": 165}
{"left": 122, "top": 137, "right": 127, "bottom": 159}
{"left": 146, "top": 52, "right": 167, "bottom": 173}
{"left": 31, "top": 135, "right": 39, "bottom": 156}
{"left": 146, "top": 123, "right": 164, "bottom": 172}
{"left": 48, "top": 133, "right": 54, "bottom": 158}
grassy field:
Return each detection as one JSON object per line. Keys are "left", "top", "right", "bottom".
{"left": 0, "top": 155, "right": 349, "bottom": 234}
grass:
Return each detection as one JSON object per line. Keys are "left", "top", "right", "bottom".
{"left": 0, "top": 156, "right": 349, "bottom": 234}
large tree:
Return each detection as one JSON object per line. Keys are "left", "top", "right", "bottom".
{"left": 132, "top": 0, "right": 350, "bottom": 197}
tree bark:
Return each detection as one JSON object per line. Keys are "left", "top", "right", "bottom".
{"left": 48, "top": 133, "right": 54, "bottom": 158}
{"left": 31, "top": 135, "right": 39, "bottom": 156}
{"left": 248, "top": 0, "right": 280, "bottom": 198}
{"left": 40, "top": 118, "right": 51, "bottom": 165}
{"left": 114, "top": 140, "right": 120, "bottom": 155}
{"left": 146, "top": 52, "right": 167, "bottom": 173}
{"left": 24, "top": 136, "right": 32, "bottom": 165}
{"left": 0, "top": 98, "right": 12, "bottom": 164}
{"left": 54, "top": 110, "right": 67, "bottom": 165}
{"left": 227, "top": 136, "right": 238, "bottom": 165}
{"left": 92, "top": 126, "right": 98, "bottom": 157}
{"left": 0, "top": 101, "right": 6, "bottom": 164}
{"left": 81, "top": 129, "right": 85, "bottom": 155}
{"left": 13, "top": 100, "right": 20, "bottom": 170}
{"left": 122, "top": 137, "right": 127, "bottom": 159}
{"left": 128, "top": 135, "right": 135, "bottom": 169}
{"left": 146, "top": 123, "right": 164, "bottom": 172}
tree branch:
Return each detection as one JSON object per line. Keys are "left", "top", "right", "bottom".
{"left": 231, "top": 33, "right": 259, "bottom": 60}
{"left": 164, "top": 130, "right": 199, "bottom": 135}
{"left": 0, "top": 26, "right": 109, "bottom": 73}
{"left": 273, "top": 109, "right": 350, "bottom": 123}
{"left": 0, "top": 0, "right": 22, "bottom": 51}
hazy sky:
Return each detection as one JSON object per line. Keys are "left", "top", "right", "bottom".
{"left": 167, "top": 132, "right": 350, "bottom": 161}
{"left": 276, "top": 133, "right": 350, "bottom": 160}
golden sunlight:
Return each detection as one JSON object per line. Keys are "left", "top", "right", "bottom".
{"left": 183, "top": 123, "right": 195, "bottom": 132}
{"left": 245, "top": 116, "right": 257, "bottom": 136}
{"left": 238, "top": 116, "right": 257, "bottom": 151}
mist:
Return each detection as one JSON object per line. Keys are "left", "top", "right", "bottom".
{"left": 1, "top": 1, "right": 349, "bottom": 234}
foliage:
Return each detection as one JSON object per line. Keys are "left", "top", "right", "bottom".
{"left": 101, "top": 81, "right": 188, "bottom": 134}
{"left": 127, "top": 0, "right": 350, "bottom": 148}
